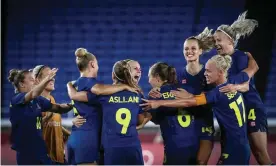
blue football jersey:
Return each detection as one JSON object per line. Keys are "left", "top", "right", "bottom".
{"left": 177, "top": 67, "right": 214, "bottom": 140}
{"left": 72, "top": 77, "right": 102, "bottom": 131}
{"left": 150, "top": 84, "right": 198, "bottom": 148}
{"left": 205, "top": 82, "right": 248, "bottom": 146}
{"left": 96, "top": 90, "right": 143, "bottom": 148}
{"left": 9, "top": 93, "right": 52, "bottom": 156}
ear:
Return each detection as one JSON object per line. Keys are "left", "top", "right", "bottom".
{"left": 156, "top": 74, "right": 161, "bottom": 82}
{"left": 218, "top": 69, "right": 225, "bottom": 77}
{"left": 112, "top": 72, "right": 116, "bottom": 80}
{"left": 90, "top": 61, "right": 95, "bottom": 68}
{"left": 198, "top": 48, "right": 203, "bottom": 55}
{"left": 19, "top": 82, "right": 24, "bottom": 88}
{"left": 227, "top": 37, "right": 234, "bottom": 46}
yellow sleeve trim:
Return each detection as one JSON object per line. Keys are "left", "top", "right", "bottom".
{"left": 195, "top": 93, "right": 207, "bottom": 105}
{"left": 49, "top": 95, "right": 56, "bottom": 104}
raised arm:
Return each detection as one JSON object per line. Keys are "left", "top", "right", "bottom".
{"left": 24, "top": 68, "right": 58, "bottom": 103}
{"left": 243, "top": 52, "right": 259, "bottom": 78}
{"left": 229, "top": 52, "right": 258, "bottom": 85}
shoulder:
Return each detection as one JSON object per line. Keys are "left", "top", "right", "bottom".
{"left": 11, "top": 92, "right": 27, "bottom": 105}
{"left": 160, "top": 84, "right": 178, "bottom": 92}
{"left": 49, "top": 95, "right": 56, "bottom": 104}
{"left": 233, "top": 50, "right": 248, "bottom": 60}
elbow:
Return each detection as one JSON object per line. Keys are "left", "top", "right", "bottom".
{"left": 255, "top": 64, "right": 259, "bottom": 73}
{"left": 67, "top": 91, "right": 76, "bottom": 100}
{"left": 69, "top": 94, "right": 78, "bottom": 100}
{"left": 252, "top": 61, "right": 259, "bottom": 73}
{"left": 91, "top": 87, "right": 101, "bottom": 95}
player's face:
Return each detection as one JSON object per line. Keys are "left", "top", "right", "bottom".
{"left": 22, "top": 72, "right": 35, "bottom": 91}
{"left": 148, "top": 68, "right": 161, "bottom": 88}
{"left": 39, "top": 67, "right": 55, "bottom": 91}
{"left": 128, "top": 61, "right": 141, "bottom": 84}
{"left": 183, "top": 39, "right": 202, "bottom": 62}
{"left": 214, "top": 31, "right": 234, "bottom": 56}
{"left": 204, "top": 60, "right": 220, "bottom": 84}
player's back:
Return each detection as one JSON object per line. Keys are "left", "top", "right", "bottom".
{"left": 206, "top": 82, "right": 250, "bottom": 164}
{"left": 67, "top": 77, "right": 102, "bottom": 164}
{"left": 154, "top": 84, "right": 197, "bottom": 148}
{"left": 72, "top": 77, "right": 101, "bottom": 130}
{"left": 99, "top": 90, "right": 142, "bottom": 148}
{"left": 208, "top": 83, "right": 248, "bottom": 145}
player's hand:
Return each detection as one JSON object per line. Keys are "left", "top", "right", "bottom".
{"left": 171, "top": 88, "right": 192, "bottom": 99}
{"left": 60, "top": 103, "right": 73, "bottom": 110}
{"left": 45, "top": 68, "right": 58, "bottom": 82}
{"left": 148, "top": 88, "right": 161, "bottom": 99}
{"left": 72, "top": 115, "right": 86, "bottom": 128}
{"left": 136, "top": 124, "right": 145, "bottom": 130}
{"left": 139, "top": 99, "right": 161, "bottom": 111}
{"left": 219, "top": 84, "right": 237, "bottom": 93}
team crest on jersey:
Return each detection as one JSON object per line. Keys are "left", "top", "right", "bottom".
{"left": 225, "top": 91, "right": 237, "bottom": 100}
{"left": 36, "top": 103, "right": 41, "bottom": 110}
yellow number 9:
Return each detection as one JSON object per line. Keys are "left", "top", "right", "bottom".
{"left": 177, "top": 109, "right": 191, "bottom": 127}
{"left": 116, "top": 108, "right": 131, "bottom": 134}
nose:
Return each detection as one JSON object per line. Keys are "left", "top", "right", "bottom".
{"left": 215, "top": 41, "right": 219, "bottom": 47}
{"left": 136, "top": 68, "right": 141, "bottom": 74}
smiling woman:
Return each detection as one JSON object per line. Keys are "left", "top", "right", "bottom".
{"left": 32, "top": 65, "right": 71, "bottom": 164}
{"left": 179, "top": 27, "right": 215, "bottom": 165}
{"left": 141, "top": 55, "right": 252, "bottom": 165}
{"left": 124, "top": 59, "right": 142, "bottom": 84}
